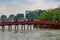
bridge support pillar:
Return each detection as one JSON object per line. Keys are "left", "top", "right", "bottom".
{"left": 48, "top": 25, "right": 51, "bottom": 30}
{"left": 53, "top": 25, "right": 56, "bottom": 29}
{"left": 27, "top": 25, "right": 29, "bottom": 30}
{"left": 24, "top": 25, "right": 25, "bottom": 30}
{"left": 39, "top": 25, "right": 42, "bottom": 29}
{"left": 21, "top": 25, "right": 23, "bottom": 30}
{"left": 15, "top": 25, "right": 18, "bottom": 32}
{"left": 8, "top": 25, "right": 12, "bottom": 32}
{"left": 58, "top": 25, "right": 60, "bottom": 29}
{"left": 30, "top": 25, "right": 32, "bottom": 30}
{"left": 55, "top": 25, "right": 59, "bottom": 29}
{"left": 2, "top": 26, "right": 5, "bottom": 32}
{"left": 36, "top": 24, "right": 38, "bottom": 30}
{"left": 41, "top": 25, "right": 44, "bottom": 30}
{"left": 33, "top": 25, "right": 35, "bottom": 30}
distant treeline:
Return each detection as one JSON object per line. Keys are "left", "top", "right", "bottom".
{"left": 0, "top": 7, "right": 60, "bottom": 22}
{"left": 38, "top": 8, "right": 60, "bottom": 22}
{"left": 26, "top": 7, "right": 60, "bottom": 22}
{"left": 0, "top": 9, "right": 43, "bottom": 22}
{"left": 0, "top": 14, "right": 24, "bottom": 22}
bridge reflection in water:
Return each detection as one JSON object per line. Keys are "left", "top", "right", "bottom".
{"left": 0, "top": 21, "right": 60, "bottom": 32}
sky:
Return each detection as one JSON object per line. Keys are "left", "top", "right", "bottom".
{"left": 0, "top": 0, "right": 60, "bottom": 17}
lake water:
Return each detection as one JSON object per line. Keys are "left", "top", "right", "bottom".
{"left": 0, "top": 29, "right": 60, "bottom": 40}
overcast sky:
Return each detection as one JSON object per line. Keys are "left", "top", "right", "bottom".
{"left": 0, "top": 0, "right": 60, "bottom": 16}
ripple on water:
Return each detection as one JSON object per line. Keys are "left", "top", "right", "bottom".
{"left": 0, "top": 30, "right": 60, "bottom": 40}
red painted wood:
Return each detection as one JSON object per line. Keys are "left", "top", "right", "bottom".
{"left": 0, "top": 21, "right": 60, "bottom": 26}
{"left": 0, "top": 21, "right": 60, "bottom": 31}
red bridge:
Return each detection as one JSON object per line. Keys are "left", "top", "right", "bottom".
{"left": 0, "top": 21, "right": 60, "bottom": 32}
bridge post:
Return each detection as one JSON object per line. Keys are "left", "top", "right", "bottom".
{"left": 36, "top": 24, "right": 38, "bottom": 30}
{"left": 30, "top": 24, "right": 32, "bottom": 30}
{"left": 48, "top": 24, "right": 51, "bottom": 30}
{"left": 15, "top": 25, "right": 18, "bottom": 32}
{"left": 27, "top": 25, "right": 29, "bottom": 30}
{"left": 2, "top": 25, "right": 5, "bottom": 32}
{"left": 39, "top": 25, "right": 42, "bottom": 29}
{"left": 21, "top": 25, "right": 23, "bottom": 30}
{"left": 51, "top": 25, "right": 54, "bottom": 29}
{"left": 55, "top": 25, "right": 59, "bottom": 29}
{"left": 59, "top": 25, "right": 60, "bottom": 29}
{"left": 24, "top": 24, "right": 25, "bottom": 30}
{"left": 53, "top": 25, "right": 56, "bottom": 29}
{"left": 15, "top": 25, "right": 16, "bottom": 32}
{"left": 33, "top": 25, "right": 35, "bottom": 30}
{"left": 8, "top": 25, "right": 12, "bottom": 32}
{"left": 41, "top": 25, "right": 44, "bottom": 30}
{"left": 34, "top": 24, "right": 38, "bottom": 30}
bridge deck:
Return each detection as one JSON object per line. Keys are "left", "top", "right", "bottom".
{"left": 0, "top": 21, "right": 60, "bottom": 32}
{"left": 0, "top": 21, "right": 60, "bottom": 26}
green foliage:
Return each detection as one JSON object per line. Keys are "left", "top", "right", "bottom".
{"left": 26, "top": 10, "right": 43, "bottom": 21}
{"left": 1, "top": 15, "right": 7, "bottom": 22}
{"left": 38, "top": 8, "right": 60, "bottom": 22}
{"left": 14, "top": 14, "right": 24, "bottom": 21}
{"left": 26, "top": 12, "right": 35, "bottom": 20}
{"left": 8, "top": 14, "right": 14, "bottom": 20}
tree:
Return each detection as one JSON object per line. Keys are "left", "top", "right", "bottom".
{"left": 26, "top": 11, "right": 36, "bottom": 21}
{"left": 26, "top": 10, "right": 43, "bottom": 21}
{"left": 14, "top": 14, "right": 24, "bottom": 21}
{"left": 38, "top": 8, "right": 60, "bottom": 22}
{"left": 8, "top": 14, "right": 14, "bottom": 22}
{"left": 1, "top": 15, "right": 7, "bottom": 22}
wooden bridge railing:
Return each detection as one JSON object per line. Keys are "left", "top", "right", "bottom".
{"left": 0, "top": 21, "right": 60, "bottom": 32}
